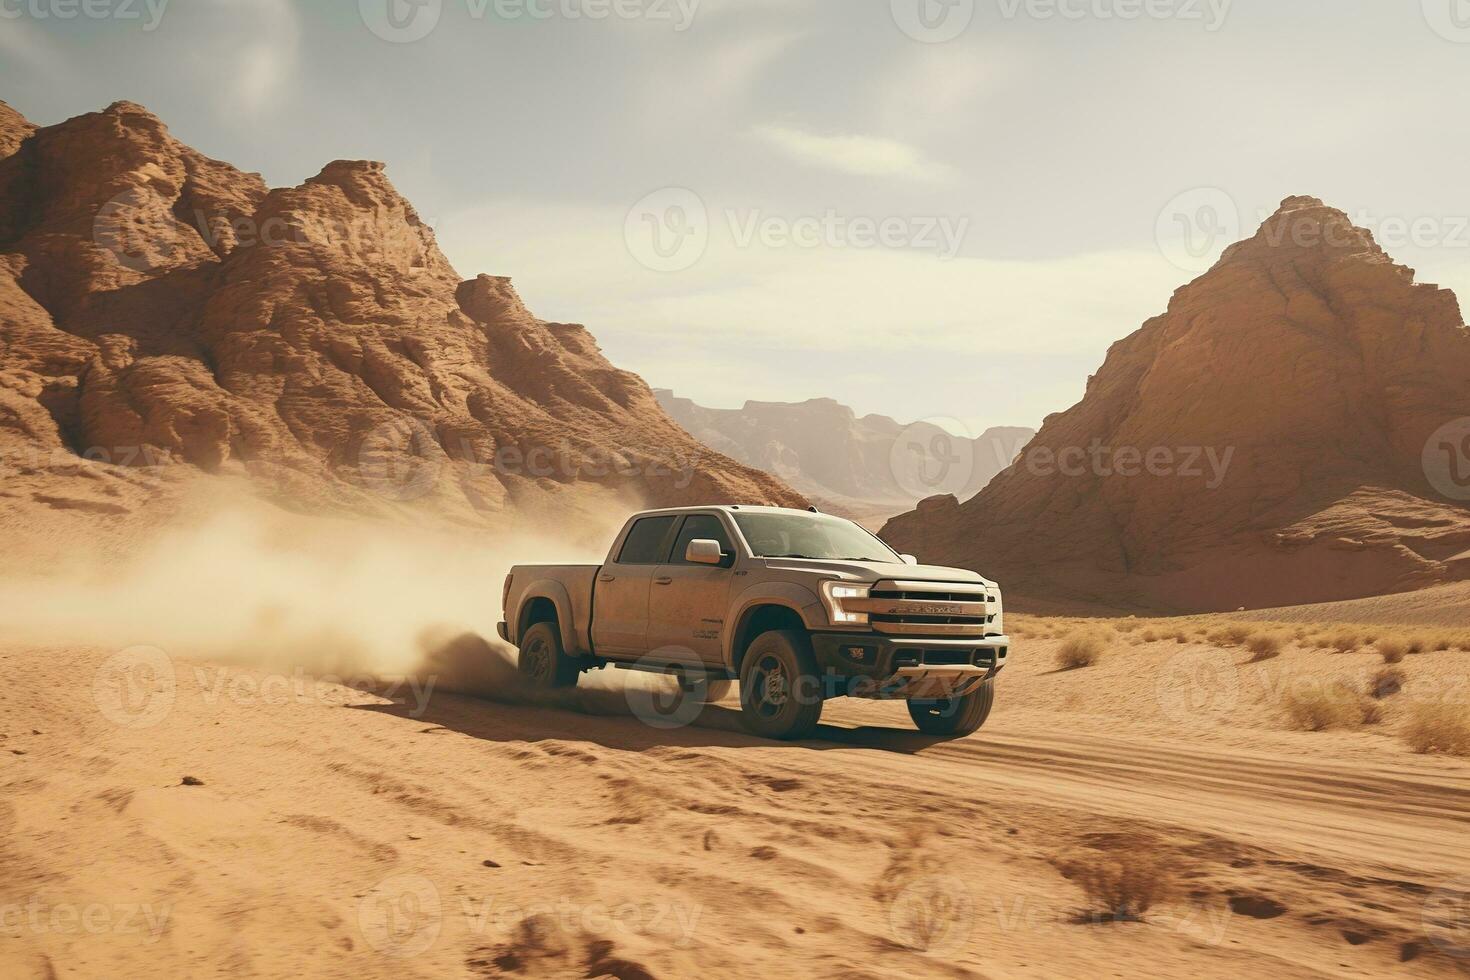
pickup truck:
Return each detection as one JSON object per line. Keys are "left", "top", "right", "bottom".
{"left": 498, "top": 505, "right": 1009, "bottom": 740}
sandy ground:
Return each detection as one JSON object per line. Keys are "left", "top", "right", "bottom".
{"left": 4, "top": 623, "right": 1469, "bottom": 979}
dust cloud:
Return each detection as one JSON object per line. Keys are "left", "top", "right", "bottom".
{"left": 0, "top": 494, "right": 622, "bottom": 690}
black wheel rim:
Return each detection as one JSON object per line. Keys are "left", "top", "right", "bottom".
{"left": 750, "top": 654, "right": 789, "bottom": 718}
{"left": 523, "top": 637, "right": 552, "bottom": 683}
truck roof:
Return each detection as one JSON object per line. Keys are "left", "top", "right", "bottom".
{"left": 632, "top": 504, "right": 822, "bottom": 518}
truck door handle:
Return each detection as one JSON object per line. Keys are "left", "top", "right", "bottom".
{"left": 654, "top": 576, "right": 673, "bottom": 586}
{"left": 599, "top": 575, "right": 616, "bottom": 583}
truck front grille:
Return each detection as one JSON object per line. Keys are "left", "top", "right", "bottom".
{"left": 866, "top": 580, "right": 996, "bottom": 637}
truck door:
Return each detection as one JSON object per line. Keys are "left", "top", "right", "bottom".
{"left": 648, "top": 513, "right": 737, "bottom": 666}
{"left": 590, "top": 515, "right": 678, "bottom": 656}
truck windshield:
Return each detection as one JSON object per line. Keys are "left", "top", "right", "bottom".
{"left": 733, "top": 512, "right": 901, "bottom": 563}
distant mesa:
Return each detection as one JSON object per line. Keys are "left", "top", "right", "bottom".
{"left": 655, "top": 389, "right": 1033, "bottom": 525}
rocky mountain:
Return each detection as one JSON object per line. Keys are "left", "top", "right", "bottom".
{"left": 655, "top": 390, "right": 1032, "bottom": 521}
{"left": 0, "top": 100, "right": 803, "bottom": 535}
{"left": 882, "top": 197, "right": 1470, "bottom": 612}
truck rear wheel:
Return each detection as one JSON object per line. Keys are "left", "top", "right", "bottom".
{"left": 517, "top": 621, "right": 579, "bottom": 690}
{"left": 738, "top": 630, "right": 823, "bottom": 740}
{"left": 907, "top": 680, "right": 994, "bottom": 737}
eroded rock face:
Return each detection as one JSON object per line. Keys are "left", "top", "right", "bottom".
{"left": 0, "top": 100, "right": 804, "bottom": 527}
{"left": 882, "top": 197, "right": 1470, "bottom": 612}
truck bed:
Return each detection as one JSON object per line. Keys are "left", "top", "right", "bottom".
{"left": 503, "top": 563, "right": 601, "bottom": 656}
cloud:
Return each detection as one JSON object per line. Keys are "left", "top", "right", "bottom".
{"left": 432, "top": 196, "right": 1189, "bottom": 427}
{"left": 183, "top": 0, "right": 302, "bottom": 118}
{"left": 752, "top": 124, "right": 956, "bottom": 182}
{"left": 0, "top": 18, "right": 63, "bottom": 76}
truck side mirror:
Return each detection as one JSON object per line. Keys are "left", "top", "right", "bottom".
{"left": 901, "top": 554, "right": 919, "bottom": 565}
{"left": 686, "top": 539, "right": 726, "bottom": 566}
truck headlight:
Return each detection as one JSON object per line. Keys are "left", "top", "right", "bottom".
{"left": 820, "top": 580, "right": 871, "bottom": 626}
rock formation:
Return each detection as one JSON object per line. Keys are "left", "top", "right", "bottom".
{"left": 882, "top": 197, "right": 1470, "bottom": 612}
{"left": 0, "top": 100, "right": 803, "bottom": 531}
{"left": 656, "top": 390, "right": 1032, "bottom": 522}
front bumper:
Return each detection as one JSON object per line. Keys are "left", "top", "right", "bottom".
{"left": 810, "top": 632, "right": 1010, "bottom": 700}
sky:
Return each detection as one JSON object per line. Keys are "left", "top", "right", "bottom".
{"left": 4, "top": 0, "right": 1470, "bottom": 439}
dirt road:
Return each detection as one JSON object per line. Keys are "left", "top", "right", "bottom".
{"left": 3, "top": 636, "right": 1468, "bottom": 979}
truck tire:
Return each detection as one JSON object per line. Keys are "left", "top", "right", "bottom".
{"left": 907, "top": 679, "right": 994, "bottom": 737}
{"left": 737, "top": 630, "right": 823, "bottom": 740}
{"left": 517, "top": 621, "right": 579, "bottom": 690}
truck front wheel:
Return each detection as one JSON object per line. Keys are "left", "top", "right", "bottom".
{"left": 517, "top": 621, "right": 579, "bottom": 690}
{"left": 907, "top": 679, "right": 994, "bottom": 737}
{"left": 737, "top": 630, "right": 823, "bottom": 740}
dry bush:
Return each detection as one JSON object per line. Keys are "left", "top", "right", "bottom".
{"left": 1404, "top": 635, "right": 1427, "bottom": 655}
{"left": 1115, "top": 619, "right": 1141, "bottom": 634}
{"left": 1245, "top": 633, "right": 1284, "bottom": 663}
{"left": 1329, "top": 629, "right": 1360, "bottom": 654}
{"left": 1174, "top": 632, "right": 1190, "bottom": 645}
{"left": 1376, "top": 638, "right": 1408, "bottom": 664}
{"left": 1282, "top": 682, "right": 1372, "bottom": 731}
{"left": 1055, "top": 630, "right": 1108, "bottom": 670}
{"left": 1401, "top": 702, "right": 1470, "bottom": 756}
{"left": 1139, "top": 628, "right": 1158, "bottom": 643}
{"left": 1367, "top": 666, "right": 1405, "bottom": 699}
{"left": 1053, "top": 846, "right": 1180, "bottom": 921}
{"left": 1223, "top": 624, "right": 1254, "bottom": 645}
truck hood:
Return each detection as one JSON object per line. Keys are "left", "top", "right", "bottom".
{"left": 758, "top": 558, "right": 993, "bottom": 588}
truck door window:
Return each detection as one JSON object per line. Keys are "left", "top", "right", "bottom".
{"left": 616, "top": 516, "right": 678, "bottom": 565}
{"left": 671, "top": 515, "right": 733, "bottom": 565}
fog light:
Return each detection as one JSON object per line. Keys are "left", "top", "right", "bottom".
{"left": 844, "top": 645, "right": 875, "bottom": 665}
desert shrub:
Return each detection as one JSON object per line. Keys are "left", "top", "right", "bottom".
{"left": 1053, "top": 847, "right": 1179, "bottom": 921}
{"left": 1282, "top": 683, "right": 1371, "bottom": 731}
{"left": 1376, "top": 639, "right": 1408, "bottom": 664}
{"left": 1404, "top": 635, "right": 1427, "bottom": 655}
{"left": 1174, "top": 632, "right": 1190, "bottom": 645}
{"left": 1223, "top": 624, "right": 1253, "bottom": 645}
{"left": 1367, "top": 666, "right": 1405, "bottom": 699}
{"left": 1116, "top": 620, "right": 1140, "bottom": 634}
{"left": 1055, "top": 630, "right": 1108, "bottom": 670}
{"left": 1329, "top": 629, "right": 1360, "bottom": 654}
{"left": 1245, "top": 633, "right": 1283, "bottom": 662}
{"left": 1139, "top": 629, "right": 1158, "bottom": 643}
{"left": 1401, "top": 703, "right": 1470, "bottom": 756}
